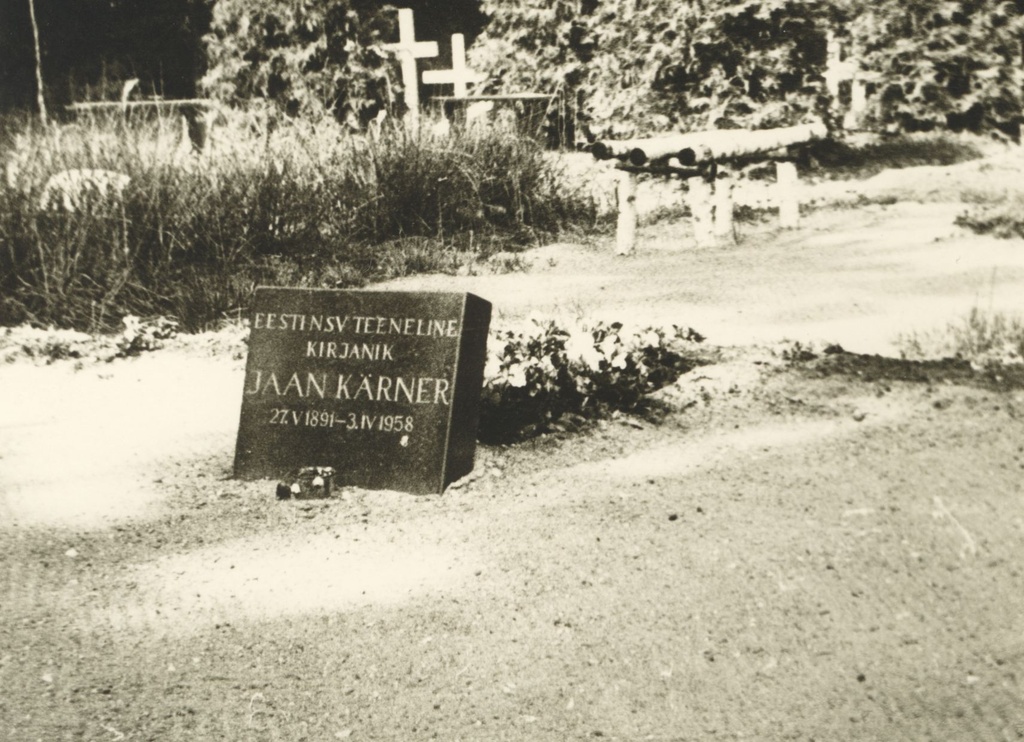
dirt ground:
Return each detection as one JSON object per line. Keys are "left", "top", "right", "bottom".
{"left": 2, "top": 152, "right": 1024, "bottom": 741}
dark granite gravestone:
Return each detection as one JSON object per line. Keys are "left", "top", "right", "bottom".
{"left": 234, "top": 288, "right": 492, "bottom": 494}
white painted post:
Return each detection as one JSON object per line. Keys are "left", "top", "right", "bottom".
{"left": 615, "top": 170, "right": 637, "bottom": 255}
{"left": 422, "top": 33, "right": 486, "bottom": 98}
{"left": 383, "top": 8, "right": 439, "bottom": 129}
{"left": 840, "top": 76, "right": 870, "bottom": 130}
{"left": 850, "top": 78, "right": 868, "bottom": 120}
{"left": 688, "top": 174, "right": 716, "bottom": 248}
{"left": 712, "top": 170, "right": 734, "bottom": 242}
{"left": 776, "top": 161, "right": 800, "bottom": 229}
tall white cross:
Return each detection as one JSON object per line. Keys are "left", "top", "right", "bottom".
{"left": 824, "top": 29, "right": 874, "bottom": 130}
{"left": 422, "top": 34, "right": 486, "bottom": 98}
{"left": 383, "top": 8, "right": 438, "bottom": 126}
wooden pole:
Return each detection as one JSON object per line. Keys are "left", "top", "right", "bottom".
{"left": 776, "top": 161, "right": 800, "bottom": 229}
{"left": 689, "top": 173, "right": 715, "bottom": 248}
{"left": 713, "top": 170, "right": 734, "bottom": 242}
{"left": 28, "top": 0, "right": 47, "bottom": 125}
{"left": 850, "top": 79, "right": 868, "bottom": 125}
{"left": 615, "top": 170, "right": 637, "bottom": 255}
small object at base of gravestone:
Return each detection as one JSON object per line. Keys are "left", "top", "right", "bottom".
{"left": 293, "top": 466, "right": 335, "bottom": 499}
{"left": 274, "top": 468, "right": 336, "bottom": 500}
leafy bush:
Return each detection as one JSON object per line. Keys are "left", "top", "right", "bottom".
{"left": 473, "top": 0, "right": 1024, "bottom": 140}
{"left": 472, "top": 0, "right": 832, "bottom": 139}
{"left": 202, "top": 0, "right": 395, "bottom": 126}
{"left": 0, "top": 113, "right": 596, "bottom": 333}
{"left": 478, "top": 318, "right": 705, "bottom": 443}
{"left": 843, "top": 0, "right": 1024, "bottom": 137}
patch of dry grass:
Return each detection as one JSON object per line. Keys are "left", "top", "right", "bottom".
{"left": 899, "top": 307, "right": 1024, "bottom": 368}
{"left": 0, "top": 112, "right": 597, "bottom": 332}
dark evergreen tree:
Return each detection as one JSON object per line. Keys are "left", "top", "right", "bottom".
{"left": 470, "top": 0, "right": 1024, "bottom": 138}
{"left": 201, "top": 0, "right": 486, "bottom": 125}
{"left": 0, "top": 0, "right": 480, "bottom": 116}
{"left": 840, "top": 0, "right": 1024, "bottom": 135}
{"left": 0, "top": 0, "right": 35, "bottom": 110}
{"left": 0, "top": 0, "right": 210, "bottom": 112}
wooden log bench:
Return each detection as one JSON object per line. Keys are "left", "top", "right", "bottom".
{"left": 66, "top": 99, "right": 223, "bottom": 152}
{"left": 592, "top": 121, "right": 828, "bottom": 254}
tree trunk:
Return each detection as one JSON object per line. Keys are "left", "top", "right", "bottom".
{"left": 28, "top": 0, "right": 48, "bottom": 125}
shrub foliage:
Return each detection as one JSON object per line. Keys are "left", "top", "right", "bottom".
{"left": 201, "top": 0, "right": 395, "bottom": 127}
{"left": 840, "top": 0, "right": 1024, "bottom": 136}
{"left": 472, "top": 0, "right": 833, "bottom": 138}
{"left": 472, "top": 0, "right": 1024, "bottom": 139}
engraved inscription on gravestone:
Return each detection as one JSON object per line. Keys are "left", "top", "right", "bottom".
{"left": 234, "top": 288, "right": 492, "bottom": 494}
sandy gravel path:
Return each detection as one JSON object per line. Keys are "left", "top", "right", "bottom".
{"left": 2, "top": 154, "right": 1024, "bottom": 741}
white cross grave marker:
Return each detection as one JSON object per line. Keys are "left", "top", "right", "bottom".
{"left": 824, "top": 30, "right": 874, "bottom": 130}
{"left": 422, "top": 33, "right": 486, "bottom": 98}
{"left": 383, "top": 8, "right": 438, "bottom": 127}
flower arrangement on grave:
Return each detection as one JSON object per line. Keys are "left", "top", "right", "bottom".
{"left": 479, "top": 318, "right": 704, "bottom": 442}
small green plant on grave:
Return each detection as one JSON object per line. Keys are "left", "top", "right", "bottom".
{"left": 778, "top": 340, "right": 820, "bottom": 364}
{"left": 478, "top": 318, "right": 705, "bottom": 443}
{"left": 115, "top": 315, "right": 179, "bottom": 357}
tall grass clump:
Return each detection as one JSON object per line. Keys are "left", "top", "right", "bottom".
{"left": 955, "top": 193, "right": 1024, "bottom": 240}
{"left": 900, "top": 307, "right": 1024, "bottom": 368}
{"left": 0, "top": 110, "right": 596, "bottom": 333}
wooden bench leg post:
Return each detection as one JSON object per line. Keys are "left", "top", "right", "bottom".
{"left": 689, "top": 170, "right": 716, "bottom": 248}
{"left": 713, "top": 170, "right": 734, "bottom": 243}
{"left": 183, "top": 105, "right": 208, "bottom": 152}
{"left": 776, "top": 161, "right": 800, "bottom": 229}
{"left": 616, "top": 170, "right": 637, "bottom": 255}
